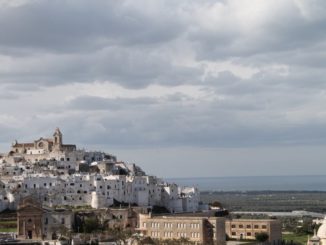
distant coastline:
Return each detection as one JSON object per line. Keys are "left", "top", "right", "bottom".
{"left": 166, "top": 175, "right": 326, "bottom": 192}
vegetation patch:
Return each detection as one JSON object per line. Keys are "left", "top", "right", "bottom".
{"left": 282, "top": 233, "right": 308, "bottom": 245}
{"left": 201, "top": 191, "right": 326, "bottom": 212}
{"left": 0, "top": 227, "right": 17, "bottom": 232}
{"left": 0, "top": 221, "right": 16, "bottom": 225}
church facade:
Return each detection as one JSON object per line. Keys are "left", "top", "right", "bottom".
{"left": 17, "top": 197, "right": 43, "bottom": 240}
{"left": 17, "top": 196, "right": 74, "bottom": 241}
{"left": 11, "top": 128, "right": 76, "bottom": 155}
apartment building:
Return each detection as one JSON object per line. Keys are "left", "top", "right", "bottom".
{"left": 138, "top": 212, "right": 226, "bottom": 244}
{"left": 225, "top": 219, "right": 282, "bottom": 242}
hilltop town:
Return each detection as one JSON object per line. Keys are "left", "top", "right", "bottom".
{"left": 0, "top": 129, "right": 283, "bottom": 245}
{"left": 0, "top": 128, "right": 199, "bottom": 213}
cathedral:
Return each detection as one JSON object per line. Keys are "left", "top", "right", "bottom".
{"left": 10, "top": 128, "right": 76, "bottom": 155}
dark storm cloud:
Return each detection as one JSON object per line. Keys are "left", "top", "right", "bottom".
{"left": 30, "top": 96, "right": 326, "bottom": 149}
{"left": 0, "top": 0, "right": 184, "bottom": 52}
{"left": 0, "top": 45, "right": 201, "bottom": 89}
{"left": 91, "top": 47, "right": 202, "bottom": 88}
{"left": 1, "top": 0, "right": 325, "bottom": 89}
{"left": 67, "top": 95, "right": 158, "bottom": 111}
{"left": 0, "top": 0, "right": 326, "bottom": 153}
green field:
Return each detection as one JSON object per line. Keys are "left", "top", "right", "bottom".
{"left": 282, "top": 233, "right": 308, "bottom": 245}
{"left": 201, "top": 191, "right": 326, "bottom": 212}
{"left": 0, "top": 227, "right": 17, "bottom": 232}
{"left": 0, "top": 221, "right": 16, "bottom": 225}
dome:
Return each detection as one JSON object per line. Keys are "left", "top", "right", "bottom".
{"left": 317, "top": 217, "right": 326, "bottom": 239}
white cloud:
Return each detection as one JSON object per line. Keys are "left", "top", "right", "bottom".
{"left": 0, "top": 0, "right": 326, "bottom": 176}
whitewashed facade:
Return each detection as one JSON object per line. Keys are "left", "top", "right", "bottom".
{"left": 0, "top": 129, "right": 201, "bottom": 213}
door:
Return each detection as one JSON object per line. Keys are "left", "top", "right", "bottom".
{"left": 27, "top": 230, "right": 32, "bottom": 239}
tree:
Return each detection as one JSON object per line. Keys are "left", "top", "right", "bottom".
{"left": 255, "top": 232, "right": 269, "bottom": 243}
{"left": 107, "top": 227, "right": 132, "bottom": 245}
{"left": 83, "top": 217, "right": 101, "bottom": 233}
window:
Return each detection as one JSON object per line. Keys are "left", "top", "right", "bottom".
{"left": 45, "top": 218, "right": 48, "bottom": 225}
{"left": 61, "top": 218, "right": 65, "bottom": 224}
{"left": 246, "top": 225, "right": 251, "bottom": 228}
{"left": 254, "top": 225, "right": 259, "bottom": 229}
{"left": 262, "top": 225, "right": 267, "bottom": 229}
{"left": 231, "top": 224, "right": 236, "bottom": 228}
{"left": 239, "top": 225, "right": 243, "bottom": 228}
{"left": 231, "top": 232, "right": 236, "bottom": 236}
{"left": 247, "top": 232, "right": 252, "bottom": 236}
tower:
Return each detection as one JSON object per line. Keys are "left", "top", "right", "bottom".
{"left": 53, "top": 128, "right": 63, "bottom": 151}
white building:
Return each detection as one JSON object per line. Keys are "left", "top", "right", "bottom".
{"left": 0, "top": 129, "right": 202, "bottom": 213}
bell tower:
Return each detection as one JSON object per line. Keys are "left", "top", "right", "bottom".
{"left": 53, "top": 128, "right": 63, "bottom": 151}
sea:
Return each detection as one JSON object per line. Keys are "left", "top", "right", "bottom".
{"left": 166, "top": 175, "right": 326, "bottom": 192}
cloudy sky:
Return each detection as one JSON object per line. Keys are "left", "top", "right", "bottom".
{"left": 0, "top": 0, "right": 326, "bottom": 178}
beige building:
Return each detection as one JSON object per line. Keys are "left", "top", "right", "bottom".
{"left": 43, "top": 208, "right": 74, "bottom": 240}
{"left": 17, "top": 196, "right": 44, "bottom": 240}
{"left": 17, "top": 196, "right": 74, "bottom": 241}
{"left": 138, "top": 212, "right": 226, "bottom": 244}
{"left": 225, "top": 219, "right": 282, "bottom": 242}
{"left": 10, "top": 128, "right": 76, "bottom": 157}
{"left": 104, "top": 207, "right": 140, "bottom": 230}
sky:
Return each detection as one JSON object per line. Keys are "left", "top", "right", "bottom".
{"left": 0, "top": 0, "right": 326, "bottom": 178}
